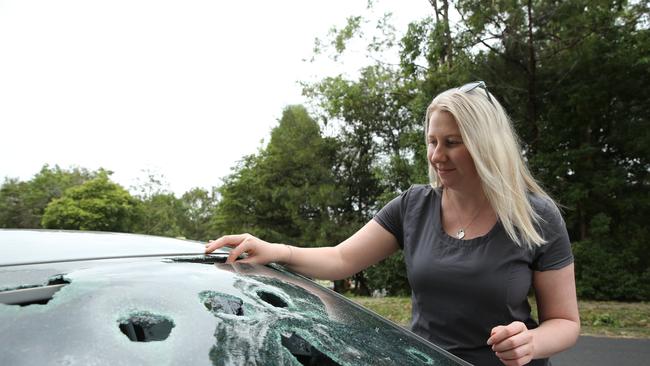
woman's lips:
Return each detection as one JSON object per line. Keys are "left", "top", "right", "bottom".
{"left": 437, "top": 168, "right": 455, "bottom": 175}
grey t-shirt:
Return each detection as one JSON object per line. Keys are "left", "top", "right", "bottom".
{"left": 374, "top": 185, "right": 573, "bottom": 366}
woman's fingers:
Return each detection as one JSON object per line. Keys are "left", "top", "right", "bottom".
{"left": 227, "top": 238, "right": 252, "bottom": 263}
{"left": 205, "top": 234, "right": 250, "bottom": 253}
{"left": 205, "top": 233, "right": 276, "bottom": 265}
{"left": 488, "top": 322, "right": 526, "bottom": 346}
{"left": 488, "top": 322, "right": 534, "bottom": 366}
{"left": 491, "top": 328, "right": 530, "bottom": 352}
{"left": 494, "top": 343, "right": 533, "bottom": 365}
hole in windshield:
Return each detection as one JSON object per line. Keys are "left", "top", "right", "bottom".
{"left": 257, "top": 290, "right": 287, "bottom": 308}
{"left": 118, "top": 312, "right": 175, "bottom": 342}
{"left": 46, "top": 275, "right": 70, "bottom": 286}
{"left": 200, "top": 291, "right": 244, "bottom": 316}
{"left": 0, "top": 274, "right": 70, "bottom": 306}
{"left": 281, "top": 332, "right": 340, "bottom": 366}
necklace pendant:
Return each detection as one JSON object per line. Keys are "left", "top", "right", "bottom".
{"left": 456, "top": 229, "right": 465, "bottom": 239}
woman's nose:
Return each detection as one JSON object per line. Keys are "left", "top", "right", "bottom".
{"left": 430, "top": 145, "right": 446, "bottom": 163}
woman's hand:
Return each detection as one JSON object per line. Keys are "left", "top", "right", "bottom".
{"left": 487, "top": 321, "right": 535, "bottom": 366}
{"left": 205, "top": 233, "right": 289, "bottom": 265}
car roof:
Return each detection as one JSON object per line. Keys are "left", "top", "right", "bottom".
{"left": 0, "top": 229, "right": 220, "bottom": 266}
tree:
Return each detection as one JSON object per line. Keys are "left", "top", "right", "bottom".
{"left": 132, "top": 192, "right": 184, "bottom": 238}
{"left": 0, "top": 178, "right": 31, "bottom": 229}
{"left": 129, "top": 171, "right": 185, "bottom": 238}
{"left": 304, "top": 67, "right": 415, "bottom": 295}
{"left": 0, "top": 165, "right": 96, "bottom": 228}
{"left": 213, "top": 105, "right": 342, "bottom": 247}
{"left": 41, "top": 171, "right": 138, "bottom": 232}
{"left": 178, "top": 187, "right": 219, "bottom": 241}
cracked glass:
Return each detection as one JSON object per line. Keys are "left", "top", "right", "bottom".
{"left": 0, "top": 255, "right": 470, "bottom": 365}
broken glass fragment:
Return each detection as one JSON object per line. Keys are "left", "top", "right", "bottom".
{"left": 407, "top": 347, "right": 436, "bottom": 365}
{"left": 200, "top": 291, "right": 244, "bottom": 316}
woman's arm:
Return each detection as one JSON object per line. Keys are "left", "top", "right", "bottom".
{"left": 488, "top": 264, "right": 580, "bottom": 366}
{"left": 204, "top": 219, "right": 400, "bottom": 281}
{"left": 529, "top": 263, "right": 581, "bottom": 356}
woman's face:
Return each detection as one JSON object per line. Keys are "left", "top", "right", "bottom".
{"left": 427, "top": 109, "right": 480, "bottom": 190}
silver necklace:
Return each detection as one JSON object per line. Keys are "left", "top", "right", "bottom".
{"left": 445, "top": 189, "right": 485, "bottom": 239}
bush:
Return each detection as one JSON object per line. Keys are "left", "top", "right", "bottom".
{"left": 41, "top": 173, "right": 138, "bottom": 232}
{"left": 364, "top": 252, "right": 411, "bottom": 296}
{"left": 574, "top": 239, "right": 650, "bottom": 301}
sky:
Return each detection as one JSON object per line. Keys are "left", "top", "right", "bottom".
{"left": 0, "top": 0, "right": 431, "bottom": 196}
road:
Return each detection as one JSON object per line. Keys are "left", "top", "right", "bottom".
{"left": 552, "top": 335, "right": 650, "bottom": 366}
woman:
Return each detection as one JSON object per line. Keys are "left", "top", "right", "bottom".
{"left": 205, "top": 81, "right": 580, "bottom": 366}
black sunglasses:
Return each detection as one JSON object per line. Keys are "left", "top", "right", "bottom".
{"left": 458, "top": 80, "right": 493, "bottom": 105}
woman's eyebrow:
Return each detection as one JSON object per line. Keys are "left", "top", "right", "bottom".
{"left": 427, "top": 134, "right": 462, "bottom": 138}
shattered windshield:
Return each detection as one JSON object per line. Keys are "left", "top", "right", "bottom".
{"left": 0, "top": 256, "right": 468, "bottom": 365}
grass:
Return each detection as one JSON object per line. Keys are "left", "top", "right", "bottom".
{"left": 571, "top": 300, "right": 649, "bottom": 338}
{"left": 347, "top": 296, "right": 650, "bottom": 339}
{"left": 350, "top": 296, "right": 413, "bottom": 326}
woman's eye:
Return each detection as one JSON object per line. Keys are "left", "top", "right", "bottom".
{"left": 428, "top": 139, "right": 462, "bottom": 146}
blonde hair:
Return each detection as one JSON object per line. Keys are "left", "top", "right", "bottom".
{"left": 425, "top": 86, "right": 555, "bottom": 249}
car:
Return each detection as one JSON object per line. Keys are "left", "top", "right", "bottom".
{"left": 0, "top": 229, "right": 471, "bottom": 365}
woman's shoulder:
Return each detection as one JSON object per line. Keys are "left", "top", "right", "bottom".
{"left": 527, "top": 192, "right": 566, "bottom": 234}
{"left": 406, "top": 183, "right": 439, "bottom": 196}
{"left": 397, "top": 184, "right": 440, "bottom": 204}
{"left": 527, "top": 192, "right": 561, "bottom": 218}
{"left": 396, "top": 184, "right": 440, "bottom": 211}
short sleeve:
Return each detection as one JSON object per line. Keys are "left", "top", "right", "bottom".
{"left": 531, "top": 198, "right": 574, "bottom": 271}
{"left": 373, "top": 189, "right": 410, "bottom": 249}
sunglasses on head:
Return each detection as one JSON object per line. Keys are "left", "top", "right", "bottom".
{"left": 458, "top": 81, "right": 493, "bottom": 105}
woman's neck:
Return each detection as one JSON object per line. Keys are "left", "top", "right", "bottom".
{"left": 443, "top": 185, "right": 487, "bottom": 214}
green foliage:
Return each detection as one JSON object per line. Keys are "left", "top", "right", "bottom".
{"left": 178, "top": 187, "right": 219, "bottom": 241}
{"left": 132, "top": 192, "right": 184, "bottom": 238}
{"left": 365, "top": 252, "right": 411, "bottom": 296}
{"left": 574, "top": 236, "right": 650, "bottom": 301}
{"left": 129, "top": 172, "right": 184, "bottom": 238}
{"left": 212, "top": 105, "right": 342, "bottom": 247}
{"left": 128, "top": 171, "right": 218, "bottom": 240}
{"left": 304, "top": 63, "right": 424, "bottom": 294}
{"left": 0, "top": 178, "right": 31, "bottom": 229}
{"left": 1, "top": 166, "right": 218, "bottom": 240}
{"left": 0, "top": 165, "right": 96, "bottom": 228}
{"left": 41, "top": 172, "right": 138, "bottom": 232}
{"left": 332, "top": 16, "right": 363, "bottom": 55}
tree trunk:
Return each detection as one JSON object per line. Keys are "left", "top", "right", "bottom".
{"left": 527, "top": 0, "right": 539, "bottom": 143}
{"left": 353, "top": 272, "right": 371, "bottom": 296}
{"left": 333, "top": 279, "right": 350, "bottom": 294}
{"left": 577, "top": 202, "right": 587, "bottom": 241}
{"left": 429, "top": 0, "right": 452, "bottom": 67}
{"left": 429, "top": 0, "right": 439, "bottom": 23}
{"left": 442, "top": 0, "right": 453, "bottom": 66}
